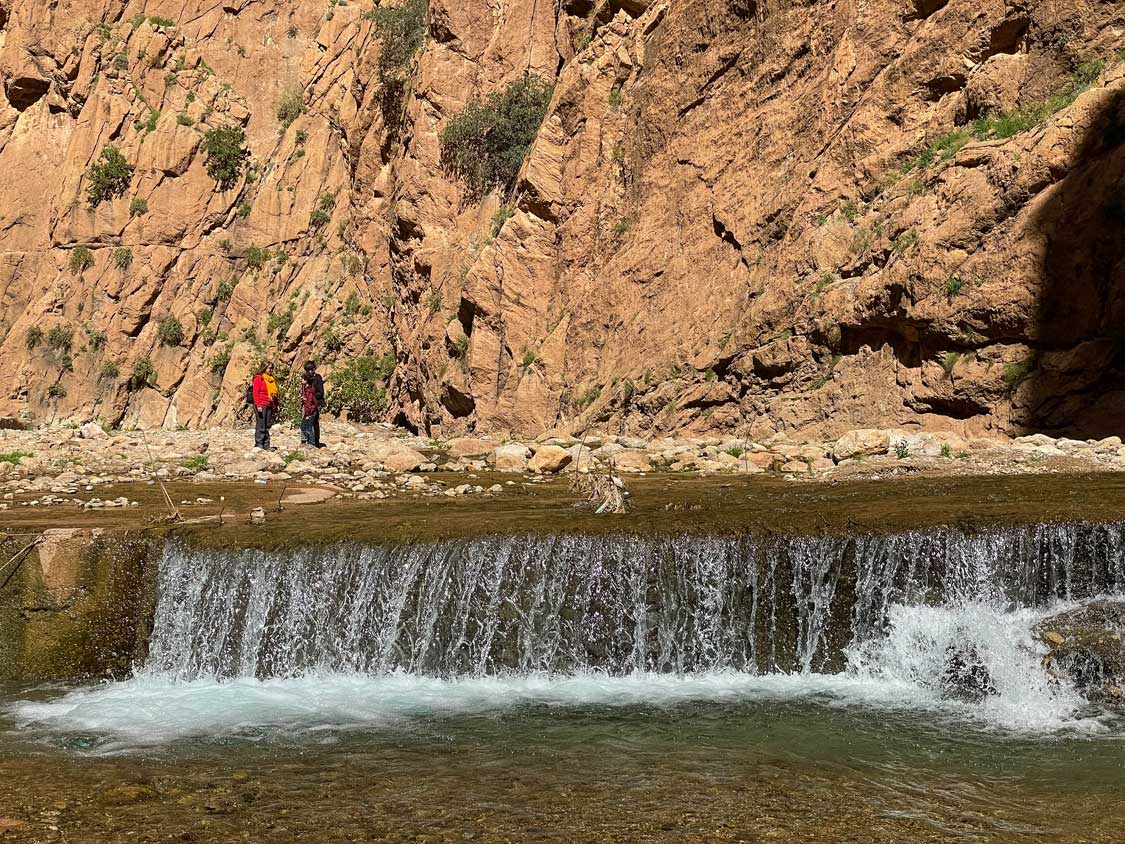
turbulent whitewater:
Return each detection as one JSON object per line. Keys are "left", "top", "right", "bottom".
{"left": 10, "top": 523, "right": 1125, "bottom": 746}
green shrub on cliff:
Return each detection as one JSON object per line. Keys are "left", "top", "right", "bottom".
{"left": 202, "top": 125, "right": 249, "bottom": 190}
{"left": 128, "top": 356, "right": 156, "bottom": 390}
{"left": 367, "top": 0, "right": 427, "bottom": 131}
{"left": 86, "top": 145, "right": 134, "bottom": 209}
{"left": 47, "top": 325, "right": 74, "bottom": 352}
{"left": 156, "top": 315, "right": 184, "bottom": 347}
{"left": 439, "top": 73, "right": 554, "bottom": 199}
{"left": 69, "top": 246, "right": 95, "bottom": 274}
{"left": 324, "top": 353, "right": 395, "bottom": 422}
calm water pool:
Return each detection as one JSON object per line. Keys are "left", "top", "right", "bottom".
{"left": 1, "top": 682, "right": 1122, "bottom": 843}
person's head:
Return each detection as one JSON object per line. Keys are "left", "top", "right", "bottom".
{"left": 257, "top": 360, "right": 273, "bottom": 375}
{"left": 304, "top": 360, "right": 317, "bottom": 374}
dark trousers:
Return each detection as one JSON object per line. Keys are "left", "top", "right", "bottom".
{"left": 254, "top": 405, "right": 273, "bottom": 448}
{"left": 301, "top": 410, "right": 321, "bottom": 446}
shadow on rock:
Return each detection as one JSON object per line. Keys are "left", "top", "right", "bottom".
{"left": 1023, "top": 87, "right": 1125, "bottom": 437}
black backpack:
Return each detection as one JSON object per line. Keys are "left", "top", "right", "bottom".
{"left": 245, "top": 382, "right": 255, "bottom": 406}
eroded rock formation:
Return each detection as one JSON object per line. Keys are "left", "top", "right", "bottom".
{"left": 0, "top": 0, "right": 1122, "bottom": 438}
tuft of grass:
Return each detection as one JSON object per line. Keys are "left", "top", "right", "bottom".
{"left": 894, "top": 439, "right": 910, "bottom": 459}
{"left": 940, "top": 351, "right": 962, "bottom": 379}
{"left": 182, "top": 455, "right": 209, "bottom": 471}
{"left": 209, "top": 345, "right": 232, "bottom": 375}
{"left": 366, "top": 0, "right": 427, "bottom": 132}
{"left": 245, "top": 245, "right": 271, "bottom": 269}
{"left": 202, "top": 125, "right": 249, "bottom": 190}
{"left": 575, "top": 385, "right": 601, "bottom": 409}
{"left": 47, "top": 384, "right": 68, "bottom": 399}
{"left": 940, "top": 443, "right": 953, "bottom": 459}
{"left": 944, "top": 276, "right": 964, "bottom": 298}
{"left": 209, "top": 345, "right": 231, "bottom": 376}
{"left": 100, "top": 361, "right": 120, "bottom": 380}
{"left": 0, "top": 451, "right": 33, "bottom": 464}
{"left": 25, "top": 327, "right": 43, "bottom": 350}
{"left": 129, "top": 198, "right": 149, "bottom": 217}
{"left": 47, "top": 325, "right": 73, "bottom": 352}
{"left": 87, "top": 327, "right": 107, "bottom": 352}
{"left": 1002, "top": 355, "right": 1037, "bottom": 393}
{"left": 113, "top": 247, "right": 133, "bottom": 270}
{"left": 892, "top": 229, "right": 919, "bottom": 254}
{"left": 490, "top": 205, "right": 515, "bottom": 237}
{"left": 277, "top": 85, "right": 306, "bottom": 128}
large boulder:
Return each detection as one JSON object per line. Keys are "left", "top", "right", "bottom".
{"left": 447, "top": 437, "right": 495, "bottom": 459}
{"left": 611, "top": 449, "right": 653, "bottom": 473}
{"left": 528, "top": 444, "right": 572, "bottom": 474}
{"left": 79, "top": 421, "right": 107, "bottom": 440}
{"left": 369, "top": 440, "right": 426, "bottom": 473}
{"left": 492, "top": 443, "right": 531, "bottom": 471}
{"left": 831, "top": 429, "right": 888, "bottom": 461}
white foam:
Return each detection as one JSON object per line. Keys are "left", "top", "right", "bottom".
{"left": 846, "top": 600, "right": 1101, "bottom": 734}
{"left": 6, "top": 667, "right": 1110, "bottom": 754}
{"left": 9, "top": 597, "right": 1122, "bottom": 752}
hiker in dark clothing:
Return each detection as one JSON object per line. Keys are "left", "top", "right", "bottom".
{"left": 252, "top": 361, "right": 279, "bottom": 451}
{"left": 302, "top": 360, "right": 326, "bottom": 448}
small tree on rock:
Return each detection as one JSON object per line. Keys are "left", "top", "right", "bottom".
{"left": 86, "top": 145, "right": 134, "bottom": 209}
{"left": 202, "top": 126, "right": 250, "bottom": 190}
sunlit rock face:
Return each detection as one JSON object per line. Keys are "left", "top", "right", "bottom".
{"left": 0, "top": 1, "right": 1122, "bottom": 439}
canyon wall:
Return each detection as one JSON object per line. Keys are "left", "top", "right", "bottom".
{"left": 0, "top": 0, "right": 1122, "bottom": 438}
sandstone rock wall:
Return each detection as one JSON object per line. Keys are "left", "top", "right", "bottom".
{"left": 0, "top": 0, "right": 1122, "bottom": 438}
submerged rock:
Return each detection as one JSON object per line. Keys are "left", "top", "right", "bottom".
{"left": 939, "top": 643, "right": 997, "bottom": 702}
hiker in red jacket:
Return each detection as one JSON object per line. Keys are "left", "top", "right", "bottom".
{"left": 252, "top": 362, "right": 278, "bottom": 451}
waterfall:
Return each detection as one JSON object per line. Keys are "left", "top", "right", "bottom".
{"left": 144, "top": 522, "right": 1125, "bottom": 682}
{"left": 12, "top": 521, "right": 1123, "bottom": 748}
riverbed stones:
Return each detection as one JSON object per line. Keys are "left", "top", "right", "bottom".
{"left": 370, "top": 442, "right": 426, "bottom": 473}
{"left": 611, "top": 449, "right": 653, "bottom": 473}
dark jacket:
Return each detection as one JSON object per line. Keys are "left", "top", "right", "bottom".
{"left": 309, "top": 372, "right": 325, "bottom": 405}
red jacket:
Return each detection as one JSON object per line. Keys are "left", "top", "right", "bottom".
{"left": 252, "top": 374, "right": 274, "bottom": 409}
{"left": 301, "top": 381, "right": 318, "bottom": 416}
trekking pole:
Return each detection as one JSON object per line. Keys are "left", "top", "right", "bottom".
{"left": 0, "top": 534, "right": 43, "bottom": 592}
{"left": 140, "top": 429, "right": 183, "bottom": 523}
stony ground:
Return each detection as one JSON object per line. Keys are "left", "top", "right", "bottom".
{"left": 1, "top": 420, "right": 1123, "bottom": 514}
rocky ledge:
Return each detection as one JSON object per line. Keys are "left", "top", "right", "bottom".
{"left": 1038, "top": 601, "right": 1125, "bottom": 709}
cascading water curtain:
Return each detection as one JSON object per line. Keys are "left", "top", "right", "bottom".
{"left": 146, "top": 523, "right": 1125, "bottom": 682}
